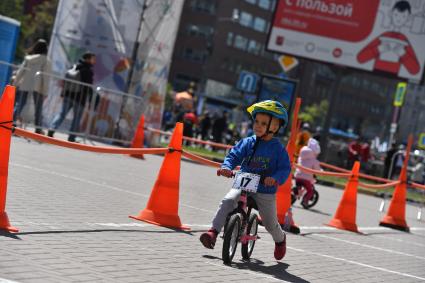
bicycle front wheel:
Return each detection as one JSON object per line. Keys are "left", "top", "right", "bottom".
{"left": 222, "top": 214, "right": 241, "bottom": 264}
{"left": 241, "top": 213, "right": 258, "bottom": 260}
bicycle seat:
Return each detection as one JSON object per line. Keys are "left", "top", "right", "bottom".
{"left": 247, "top": 196, "right": 258, "bottom": 210}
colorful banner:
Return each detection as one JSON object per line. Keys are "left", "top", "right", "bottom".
{"left": 46, "top": 0, "right": 183, "bottom": 141}
{"left": 123, "top": 0, "right": 184, "bottom": 137}
{"left": 267, "top": 0, "right": 425, "bottom": 82}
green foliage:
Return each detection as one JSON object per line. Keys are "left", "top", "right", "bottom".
{"left": 299, "top": 100, "right": 329, "bottom": 128}
{"left": 0, "top": 0, "right": 58, "bottom": 61}
{"left": 0, "top": 0, "right": 24, "bottom": 21}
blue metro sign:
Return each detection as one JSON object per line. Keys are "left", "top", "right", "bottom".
{"left": 236, "top": 71, "right": 258, "bottom": 93}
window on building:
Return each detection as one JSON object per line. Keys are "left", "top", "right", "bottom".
{"left": 190, "top": 0, "right": 216, "bottom": 14}
{"left": 235, "top": 62, "right": 243, "bottom": 73}
{"left": 182, "top": 48, "right": 207, "bottom": 63}
{"left": 239, "top": 11, "right": 253, "bottom": 28}
{"left": 183, "top": 48, "right": 193, "bottom": 59}
{"left": 228, "top": 59, "right": 235, "bottom": 72}
{"left": 221, "top": 58, "right": 229, "bottom": 70}
{"left": 186, "top": 25, "right": 198, "bottom": 36}
{"left": 226, "top": 32, "right": 234, "bottom": 46}
{"left": 174, "top": 74, "right": 199, "bottom": 91}
{"left": 186, "top": 24, "right": 214, "bottom": 39}
{"left": 234, "top": 35, "right": 248, "bottom": 50}
{"left": 258, "top": 0, "right": 271, "bottom": 10}
{"left": 247, "top": 40, "right": 261, "bottom": 55}
{"left": 253, "top": 17, "right": 266, "bottom": 32}
{"left": 233, "top": 8, "right": 240, "bottom": 22}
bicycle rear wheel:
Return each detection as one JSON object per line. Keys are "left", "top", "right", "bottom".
{"left": 302, "top": 190, "right": 319, "bottom": 209}
{"left": 241, "top": 213, "right": 258, "bottom": 260}
{"left": 222, "top": 214, "right": 241, "bottom": 264}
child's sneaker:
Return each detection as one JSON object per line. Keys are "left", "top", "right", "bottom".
{"left": 200, "top": 228, "right": 218, "bottom": 249}
{"left": 274, "top": 234, "right": 286, "bottom": 260}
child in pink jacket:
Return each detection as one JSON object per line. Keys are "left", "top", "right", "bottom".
{"left": 294, "top": 138, "right": 321, "bottom": 206}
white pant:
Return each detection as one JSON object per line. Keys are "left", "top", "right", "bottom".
{"left": 211, "top": 189, "right": 285, "bottom": 243}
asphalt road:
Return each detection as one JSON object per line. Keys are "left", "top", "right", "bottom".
{"left": 0, "top": 136, "right": 424, "bottom": 282}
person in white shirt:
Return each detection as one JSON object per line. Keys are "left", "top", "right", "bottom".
{"left": 13, "top": 39, "right": 51, "bottom": 134}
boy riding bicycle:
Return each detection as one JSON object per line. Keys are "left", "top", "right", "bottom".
{"left": 200, "top": 100, "right": 291, "bottom": 260}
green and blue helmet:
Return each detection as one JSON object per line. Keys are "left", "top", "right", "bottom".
{"left": 247, "top": 100, "right": 288, "bottom": 129}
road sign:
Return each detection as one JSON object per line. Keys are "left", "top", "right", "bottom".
{"left": 236, "top": 71, "right": 258, "bottom": 93}
{"left": 419, "top": 133, "right": 425, "bottom": 149}
{"left": 393, "top": 82, "right": 407, "bottom": 107}
{"left": 278, "top": 55, "right": 298, "bottom": 72}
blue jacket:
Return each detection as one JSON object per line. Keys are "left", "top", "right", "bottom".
{"left": 221, "top": 135, "right": 291, "bottom": 194}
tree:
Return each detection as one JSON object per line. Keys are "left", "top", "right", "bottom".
{"left": 0, "top": 0, "right": 58, "bottom": 61}
{"left": 298, "top": 100, "right": 329, "bottom": 128}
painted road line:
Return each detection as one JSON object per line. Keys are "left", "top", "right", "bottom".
{"left": 12, "top": 163, "right": 217, "bottom": 214}
{"left": 373, "top": 234, "right": 425, "bottom": 248}
{"left": 298, "top": 226, "right": 425, "bottom": 231}
{"left": 312, "top": 234, "right": 425, "bottom": 260}
{"left": 286, "top": 245, "right": 425, "bottom": 281}
{"left": 14, "top": 163, "right": 425, "bottom": 221}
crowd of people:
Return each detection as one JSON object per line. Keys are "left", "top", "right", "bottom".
{"left": 162, "top": 102, "right": 244, "bottom": 149}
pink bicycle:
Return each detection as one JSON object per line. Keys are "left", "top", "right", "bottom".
{"left": 220, "top": 171, "right": 260, "bottom": 264}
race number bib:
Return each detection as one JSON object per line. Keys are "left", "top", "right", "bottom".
{"left": 232, "top": 172, "right": 260, "bottom": 193}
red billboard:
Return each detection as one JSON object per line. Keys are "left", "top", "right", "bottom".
{"left": 267, "top": 0, "right": 425, "bottom": 82}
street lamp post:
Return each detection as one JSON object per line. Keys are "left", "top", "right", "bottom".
{"left": 125, "top": 0, "right": 148, "bottom": 94}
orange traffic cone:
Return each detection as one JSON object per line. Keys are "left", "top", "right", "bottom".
{"left": 277, "top": 175, "right": 300, "bottom": 234}
{"left": 130, "top": 114, "right": 145, "bottom": 159}
{"left": 129, "top": 122, "right": 189, "bottom": 230}
{"left": 0, "top": 85, "right": 18, "bottom": 232}
{"left": 379, "top": 135, "right": 413, "bottom": 232}
{"left": 327, "top": 161, "right": 360, "bottom": 233}
{"left": 277, "top": 98, "right": 301, "bottom": 234}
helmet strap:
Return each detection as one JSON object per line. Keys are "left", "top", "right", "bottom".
{"left": 261, "top": 115, "right": 273, "bottom": 139}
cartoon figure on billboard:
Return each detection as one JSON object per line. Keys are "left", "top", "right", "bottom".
{"left": 357, "top": 0, "right": 420, "bottom": 75}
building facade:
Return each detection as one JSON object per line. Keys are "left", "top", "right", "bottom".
{"left": 168, "top": 0, "right": 420, "bottom": 145}
{"left": 168, "top": 0, "right": 279, "bottom": 104}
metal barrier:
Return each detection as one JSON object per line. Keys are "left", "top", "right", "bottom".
{"left": 84, "top": 86, "right": 145, "bottom": 145}
{"left": 0, "top": 60, "right": 145, "bottom": 145}
{"left": 36, "top": 71, "right": 145, "bottom": 145}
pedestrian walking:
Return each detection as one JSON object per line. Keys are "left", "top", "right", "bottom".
{"left": 13, "top": 38, "right": 51, "bottom": 134}
{"left": 48, "top": 52, "right": 96, "bottom": 142}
